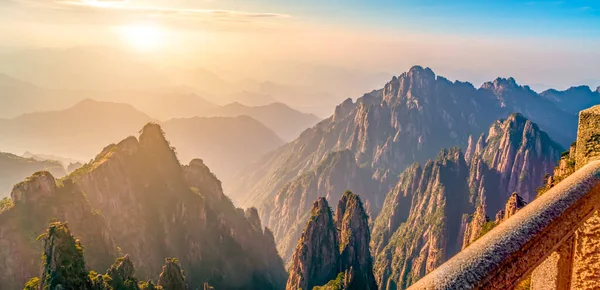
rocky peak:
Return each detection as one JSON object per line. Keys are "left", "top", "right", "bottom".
{"left": 503, "top": 192, "right": 527, "bottom": 221}
{"left": 39, "top": 221, "right": 90, "bottom": 290}
{"left": 334, "top": 98, "right": 355, "bottom": 122}
{"left": 286, "top": 197, "right": 340, "bottom": 290}
{"left": 106, "top": 255, "right": 139, "bottom": 289}
{"left": 245, "top": 207, "right": 262, "bottom": 230}
{"left": 407, "top": 65, "right": 436, "bottom": 80}
{"left": 138, "top": 122, "right": 181, "bottom": 174}
{"left": 183, "top": 159, "right": 223, "bottom": 200}
{"left": 11, "top": 171, "right": 57, "bottom": 204}
{"left": 481, "top": 77, "right": 520, "bottom": 93}
{"left": 596, "top": 86, "right": 600, "bottom": 94}
{"left": 157, "top": 258, "right": 188, "bottom": 290}
{"left": 481, "top": 113, "right": 561, "bottom": 202}
{"left": 335, "top": 191, "right": 378, "bottom": 290}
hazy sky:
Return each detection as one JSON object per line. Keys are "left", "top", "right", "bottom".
{"left": 1, "top": 0, "right": 599, "bottom": 89}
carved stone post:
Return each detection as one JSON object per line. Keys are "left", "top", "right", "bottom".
{"left": 575, "top": 105, "right": 600, "bottom": 170}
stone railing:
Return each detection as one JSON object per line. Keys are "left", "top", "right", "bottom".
{"left": 407, "top": 160, "right": 600, "bottom": 290}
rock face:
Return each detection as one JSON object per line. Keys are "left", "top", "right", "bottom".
{"left": 474, "top": 113, "right": 562, "bottom": 202}
{"left": 264, "top": 150, "right": 381, "bottom": 262}
{"left": 0, "top": 173, "right": 115, "bottom": 289}
{"left": 105, "top": 255, "right": 140, "bottom": 290}
{"left": 157, "top": 259, "right": 188, "bottom": 290}
{"left": 372, "top": 149, "right": 472, "bottom": 290}
{"left": 502, "top": 192, "right": 527, "bottom": 221}
{"left": 371, "top": 115, "right": 561, "bottom": 289}
{"left": 39, "top": 221, "right": 91, "bottom": 290}
{"left": 231, "top": 67, "right": 580, "bottom": 267}
{"left": 462, "top": 192, "right": 527, "bottom": 249}
{"left": 287, "top": 192, "right": 377, "bottom": 290}
{"left": 0, "top": 123, "right": 286, "bottom": 290}
{"left": 335, "top": 193, "right": 378, "bottom": 290}
{"left": 286, "top": 198, "right": 340, "bottom": 290}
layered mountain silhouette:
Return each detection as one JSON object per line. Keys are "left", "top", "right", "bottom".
{"left": 0, "top": 123, "right": 286, "bottom": 290}
{"left": 0, "top": 152, "right": 66, "bottom": 198}
{"left": 540, "top": 85, "right": 600, "bottom": 114}
{"left": 0, "top": 99, "right": 284, "bottom": 182}
{"left": 370, "top": 114, "right": 561, "bottom": 289}
{"left": 162, "top": 115, "right": 284, "bottom": 181}
{"left": 205, "top": 102, "right": 321, "bottom": 141}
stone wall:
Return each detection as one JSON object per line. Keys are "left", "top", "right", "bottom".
{"left": 576, "top": 105, "right": 600, "bottom": 169}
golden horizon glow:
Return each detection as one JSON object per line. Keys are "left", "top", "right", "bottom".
{"left": 117, "top": 24, "right": 166, "bottom": 53}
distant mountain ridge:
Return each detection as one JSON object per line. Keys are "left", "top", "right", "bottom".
{"left": 208, "top": 102, "right": 321, "bottom": 141}
{"left": 0, "top": 99, "right": 284, "bottom": 182}
{"left": 0, "top": 152, "right": 66, "bottom": 198}
{"left": 540, "top": 85, "right": 600, "bottom": 114}
{"left": 0, "top": 123, "right": 287, "bottom": 289}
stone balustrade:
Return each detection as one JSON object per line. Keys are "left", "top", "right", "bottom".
{"left": 409, "top": 105, "right": 600, "bottom": 290}
{"left": 407, "top": 160, "right": 600, "bottom": 289}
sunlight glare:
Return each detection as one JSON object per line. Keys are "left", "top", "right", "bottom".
{"left": 118, "top": 25, "right": 166, "bottom": 52}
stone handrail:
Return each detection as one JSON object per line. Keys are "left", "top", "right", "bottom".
{"left": 407, "top": 160, "right": 600, "bottom": 290}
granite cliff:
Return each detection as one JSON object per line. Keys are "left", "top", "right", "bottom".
{"left": 371, "top": 114, "right": 561, "bottom": 289}
{"left": 0, "top": 123, "right": 286, "bottom": 290}
{"left": 231, "top": 67, "right": 582, "bottom": 268}
{"left": 286, "top": 192, "right": 377, "bottom": 290}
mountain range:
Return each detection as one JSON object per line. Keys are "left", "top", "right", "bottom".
{"left": 1, "top": 63, "right": 598, "bottom": 290}
{"left": 371, "top": 113, "right": 561, "bottom": 289}
{"left": 229, "top": 65, "right": 590, "bottom": 267}
{"left": 0, "top": 152, "right": 66, "bottom": 198}
{"left": 0, "top": 123, "right": 286, "bottom": 290}
{"left": 0, "top": 99, "right": 287, "bottom": 182}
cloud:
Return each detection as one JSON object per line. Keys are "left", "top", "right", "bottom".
{"left": 34, "top": 0, "right": 290, "bottom": 22}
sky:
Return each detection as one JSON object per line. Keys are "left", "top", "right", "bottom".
{"left": 0, "top": 0, "right": 599, "bottom": 90}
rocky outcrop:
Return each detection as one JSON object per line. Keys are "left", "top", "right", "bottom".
{"left": 157, "top": 258, "right": 188, "bottom": 290}
{"left": 372, "top": 115, "right": 560, "bottom": 289}
{"left": 502, "top": 192, "right": 527, "bottom": 221}
{"left": 335, "top": 192, "right": 378, "bottom": 290}
{"left": 287, "top": 192, "right": 377, "bottom": 290}
{"left": 232, "top": 66, "right": 579, "bottom": 217}
{"left": 0, "top": 172, "right": 116, "bottom": 289}
{"left": 263, "top": 149, "right": 381, "bottom": 262}
{"left": 0, "top": 152, "right": 66, "bottom": 199}
{"left": 0, "top": 123, "right": 286, "bottom": 290}
{"left": 106, "top": 255, "right": 141, "bottom": 290}
{"left": 373, "top": 148, "right": 472, "bottom": 290}
{"left": 39, "top": 221, "right": 91, "bottom": 290}
{"left": 286, "top": 198, "right": 340, "bottom": 290}
{"left": 476, "top": 113, "right": 562, "bottom": 203}
{"left": 462, "top": 192, "right": 527, "bottom": 250}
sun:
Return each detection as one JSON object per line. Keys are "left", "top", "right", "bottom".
{"left": 118, "top": 25, "right": 166, "bottom": 52}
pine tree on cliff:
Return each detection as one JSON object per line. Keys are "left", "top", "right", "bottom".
{"left": 157, "top": 258, "right": 188, "bottom": 290}
{"left": 106, "top": 255, "right": 141, "bottom": 290}
{"left": 38, "top": 221, "right": 91, "bottom": 290}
